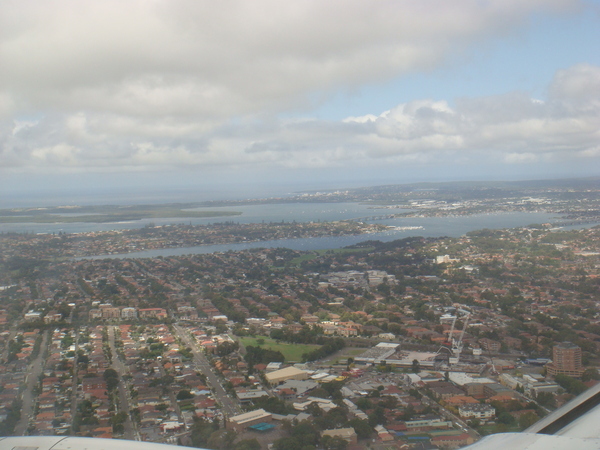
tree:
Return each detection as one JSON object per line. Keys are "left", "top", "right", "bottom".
{"left": 348, "top": 418, "right": 373, "bottom": 439}
{"left": 189, "top": 418, "right": 219, "bottom": 448}
{"left": 251, "top": 396, "right": 292, "bottom": 415}
{"left": 315, "top": 407, "right": 348, "bottom": 431}
{"left": 535, "top": 392, "right": 556, "bottom": 408}
{"left": 519, "top": 412, "right": 539, "bottom": 430}
{"left": 498, "top": 411, "right": 516, "bottom": 426}
{"left": 408, "top": 388, "right": 422, "bottom": 400}
{"left": 368, "top": 406, "right": 386, "bottom": 427}
{"left": 216, "top": 341, "right": 239, "bottom": 357}
{"left": 582, "top": 368, "right": 600, "bottom": 382}
{"left": 273, "top": 421, "right": 319, "bottom": 449}
{"left": 244, "top": 345, "right": 284, "bottom": 366}
{"left": 103, "top": 368, "right": 118, "bottom": 379}
{"left": 306, "top": 402, "right": 323, "bottom": 417}
{"left": 412, "top": 359, "right": 420, "bottom": 374}
{"left": 555, "top": 374, "right": 587, "bottom": 395}
{"left": 103, "top": 368, "right": 120, "bottom": 391}
{"left": 234, "top": 439, "right": 261, "bottom": 450}
{"left": 321, "top": 435, "right": 348, "bottom": 450}
{"left": 401, "top": 404, "right": 415, "bottom": 421}
{"left": 355, "top": 398, "right": 372, "bottom": 411}
{"left": 177, "top": 389, "right": 194, "bottom": 401}
{"left": 207, "top": 429, "right": 236, "bottom": 450}
{"left": 272, "top": 437, "right": 302, "bottom": 450}
{"left": 368, "top": 389, "right": 380, "bottom": 398}
{"left": 467, "top": 419, "right": 481, "bottom": 429}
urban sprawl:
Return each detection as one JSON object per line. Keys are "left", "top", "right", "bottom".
{"left": 1, "top": 201, "right": 600, "bottom": 449}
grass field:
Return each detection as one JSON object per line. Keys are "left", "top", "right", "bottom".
{"left": 324, "top": 347, "right": 368, "bottom": 364}
{"left": 239, "top": 337, "right": 320, "bottom": 362}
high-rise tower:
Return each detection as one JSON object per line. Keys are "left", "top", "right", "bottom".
{"left": 546, "top": 341, "right": 585, "bottom": 377}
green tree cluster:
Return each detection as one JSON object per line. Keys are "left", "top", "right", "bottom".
{"left": 103, "top": 368, "right": 119, "bottom": 391}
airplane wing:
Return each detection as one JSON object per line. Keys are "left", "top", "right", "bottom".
{"left": 464, "top": 381, "right": 600, "bottom": 449}
{"left": 0, "top": 436, "right": 204, "bottom": 450}
{"left": 3, "top": 383, "right": 600, "bottom": 449}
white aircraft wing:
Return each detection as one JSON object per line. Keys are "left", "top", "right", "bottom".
{"left": 465, "top": 381, "right": 600, "bottom": 449}
{"left": 0, "top": 436, "right": 203, "bottom": 450}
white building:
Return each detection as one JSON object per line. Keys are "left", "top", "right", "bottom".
{"left": 294, "top": 397, "right": 337, "bottom": 412}
{"left": 458, "top": 404, "right": 495, "bottom": 421}
{"left": 24, "top": 311, "right": 42, "bottom": 322}
{"left": 121, "top": 307, "right": 138, "bottom": 320}
{"left": 436, "top": 255, "right": 458, "bottom": 264}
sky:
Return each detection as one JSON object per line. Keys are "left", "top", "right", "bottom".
{"left": 1, "top": 0, "right": 600, "bottom": 205}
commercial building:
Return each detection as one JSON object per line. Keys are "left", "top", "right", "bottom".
{"left": 321, "top": 428, "right": 358, "bottom": 444}
{"left": 236, "top": 390, "right": 269, "bottom": 404}
{"left": 227, "top": 409, "right": 272, "bottom": 433}
{"left": 404, "top": 418, "right": 453, "bottom": 431}
{"left": 264, "top": 366, "right": 308, "bottom": 385}
{"left": 431, "top": 433, "right": 475, "bottom": 449}
{"left": 355, "top": 343, "right": 437, "bottom": 369}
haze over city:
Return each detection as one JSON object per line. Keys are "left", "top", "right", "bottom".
{"left": 1, "top": 0, "right": 599, "bottom": 206}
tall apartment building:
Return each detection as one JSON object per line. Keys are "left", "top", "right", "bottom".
{"left": 546, "top": 341, "right": 585, "bottom": 377}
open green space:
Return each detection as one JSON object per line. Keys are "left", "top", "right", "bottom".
{"left": 328, "top": 347, "right": 369, "bottom": 364}
{"left": 239, "top": 337, "right": 320, "bottom": 362}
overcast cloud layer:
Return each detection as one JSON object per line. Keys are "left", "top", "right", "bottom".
{"left": 1, "top": 0, "right": 598, "bottom": 192}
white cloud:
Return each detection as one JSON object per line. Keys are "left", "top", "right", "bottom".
{"left": 504, "top": 152, "right": 539, "bottom": 164}
{"left": 0, "top": 0, "right": 575, "bottom": 118}
{"left": 549, "top": 64, "right": 600, "bottom": 112}
{"left": 12, "top": 119, "right": 38, "bottom": 136}
{"left": 1, "top": 0, "right": 596, "bottom": 180}
{"left": 31, "top": 144, "right": 80, "bottom": 165}
{"left": 2, "top": 64, "right": 599, "bottom": 174}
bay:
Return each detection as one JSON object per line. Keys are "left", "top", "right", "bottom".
{"left": 81, "top": 210, "right": 562, "bottom": 260}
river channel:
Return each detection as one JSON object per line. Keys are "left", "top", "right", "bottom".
{"left": 76, "top": 206, "right": 567, "bottom": 259}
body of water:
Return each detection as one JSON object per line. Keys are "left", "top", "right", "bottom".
{"left": 79, "top": 209, "right": 567, "bottom": 259}
{"left": 5, "top": 201, "right": 593, "bottom": 259}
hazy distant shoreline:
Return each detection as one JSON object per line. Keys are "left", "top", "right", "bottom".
{"left": 2, "top": 176, "right": 598, "bottom": 232}
{"left": 0, "top": 204, "right": 241, "bottom": 224}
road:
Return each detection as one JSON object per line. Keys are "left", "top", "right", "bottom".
{"left": 155, "top": 357, "right": 184, "bottom": 425}
{"left": 108, "top": 326, "right": 140, "bottom": 441}
{"left": 70, "top": 330, "right": 80, "bottom": 431}
{"left": 14, "top": 330, "right": 49, "bottom": 435}
{"left": 173, "top": 325, "right": 241, "bottom": 418}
